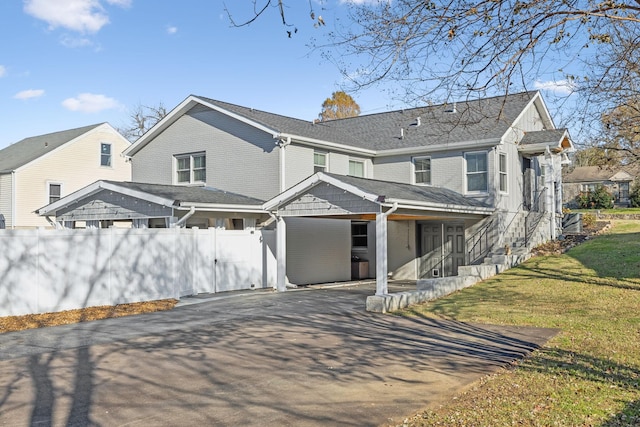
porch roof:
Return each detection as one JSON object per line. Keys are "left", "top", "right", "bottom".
{"left": 36, "top": 180, "right": 265, "bottom": 219}
{"left": 265, "top": 172, "right": 494, "bottom": 219}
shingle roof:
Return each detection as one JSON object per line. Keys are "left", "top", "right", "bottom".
{"left": 102, "top": 181, "right": 265, "bottom": 205}
{"left": 197, "top": 91, "right": 538, "bottom": 151}
{"left": 323, "top": 173, "right": 490, "bottom": 209}
{"left": 0, "top": 123, "right": 104, "bottom": 172}
{"left": 563, "top": 166, "right": 637, "bottom": 183}
{"left": 520, "top": 129, "right": 568, "bottom": 146}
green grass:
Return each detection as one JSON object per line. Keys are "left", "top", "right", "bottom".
{"left": 399, "top": 220, "right": 640, "bottom": 427}
{"left": 572, "top": 208, "right": 640, "bottom": 214}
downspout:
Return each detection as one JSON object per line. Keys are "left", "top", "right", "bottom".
{"left": 174, "top": 206, "right": 196, "bottom": 228}
{"left": 278, "top": 136, "right": 291, "bottom": 193}
{"left": 44, "top": 216, "right": 60, "bottom": 229}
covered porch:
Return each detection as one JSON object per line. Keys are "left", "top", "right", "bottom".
{"left": 264, "top": 172, "right": 494, "bottom": 298}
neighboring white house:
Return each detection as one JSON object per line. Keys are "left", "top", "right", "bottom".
{"left": 37, "top": 92, "right": 574, "bottom": 294}
{"left": 0, "top": 123, "right": 131, "bottom": 229}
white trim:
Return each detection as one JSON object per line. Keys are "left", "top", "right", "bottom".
{"left": 464, "top": 151, "right": 489, "bottom": 194}
{"left": 263, "top": 172, "right": 494, "bottom": 216}
{"left": 124, "top": 96, "right": 280, "bottom": 157}
{"left": 412, "top": 156, "right": 432, "bottom": 185}
{"left": 100, "top": 142, "right": 112, "bottom": 168}
{"left": 348, "top": 158, "right": 366, "bottom": 178}
{"left": 46, "top": 181, "right": 64, "bottom": 206}
{"left": 37, "top": 180, "right": 176, "bottom": 216}
{"left": 14, "top": 123, "right": 124, "bottom": 173}
{"left": 498, "top": 151, "right": 508, "bottom": 194}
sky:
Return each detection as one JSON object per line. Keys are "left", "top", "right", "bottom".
{"left": 0, "top": 0, "right": 574, "bottom": 150}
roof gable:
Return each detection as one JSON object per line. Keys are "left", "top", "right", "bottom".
{"left": 0, "top": 123, "right": 105, "bottom": 172}
{"left": 125, "top": 91, "right": 546, "bottom": 158}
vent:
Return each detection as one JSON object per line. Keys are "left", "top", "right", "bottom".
{"left": 432, "top": 268, "right": 440, "bottom": 277}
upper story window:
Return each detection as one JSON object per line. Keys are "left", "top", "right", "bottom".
{"left": 348, "top": 159, "right": 365, "bottom": 178}
{"left": 314, "top": 151, "right": 327, "bottom": 173}
{"left": 465, "top": 151, "right": 488, "bottom": 193}
{"left": 413, "top": 156, "right": 431, "bottom": 185}
{"left": 100, "top": 143, "right": 112, "bottom": 167}
{"left": 48, "top": 183, "right": 62, "bottom": 204}
{"left": 499, "top": 152, "right": 507, "bottom": 193}
{"left": 175, "top": 152, "right": 206, "bottom": 184}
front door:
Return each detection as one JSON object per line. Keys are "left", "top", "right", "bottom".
{"left": 419, "top": 222, "right": 465, "bottom": 278}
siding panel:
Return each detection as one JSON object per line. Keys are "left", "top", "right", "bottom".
{"left": 0, "top": 174, "right": 12, "bottom": 228}
{"left": 132, "top": 107, "right": 280, "bottom": 200}
{"left": 14, "top": 126, "right": 131, "bottom": 228}
{"left": 286, "top": 218, "right": 351, "bottom": 284}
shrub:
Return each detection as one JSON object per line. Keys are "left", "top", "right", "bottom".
{"left": 582, "top": 212, "right": 596, "bottom": 229}
{"left": 575, "top": 185, "right": 614, "bottom": 209}
{"left": 630, "top": 181, "right": 640, "bottom": 208}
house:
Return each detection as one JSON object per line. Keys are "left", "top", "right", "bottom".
{"left": 0, "top": 123, "right": 131, "bottom": 229}
{"left": 36, "top": 91, "right": 574, "bottom": 296}
{"left": 563, "top": 165, "right": 638, "bottom": 207}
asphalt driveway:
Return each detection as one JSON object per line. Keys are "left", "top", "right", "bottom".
{"left": 0, "top": 282, "right": 557, "bottom": 426}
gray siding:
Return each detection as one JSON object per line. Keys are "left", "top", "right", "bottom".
{"left": 285, "top": 144, "right": 314, "bottom": 189}
{"left": 0, "top": 173, "right": 12, "bottom": 228}
{"left": 132, "top": 106, "right": 280, "bottom": 200}
{"left": 373, "top": 155, "right": 412, "bottom": 183}
{"left": 57, "top": 190, "right": 173, "bottom": 221}
{"left": 278, "top": 184, "right": 380, "bottom": 216}
{"left": 388, "top": 220, "right": 417, "bottom": 279}
{"left": 286, "top": 218, "right": 351, "bottom": 284}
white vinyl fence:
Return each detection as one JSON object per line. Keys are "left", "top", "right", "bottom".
{"left": 0, "top": 227, "right": 276, "bottom": 317}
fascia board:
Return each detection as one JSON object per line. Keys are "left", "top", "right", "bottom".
{"left": 376, "top": 138, "right": 500, "bottom": 157}
{"left": 177, "top": 203, "right": 266, "bottom": 213}
{"left": 14, "top": 123, "right": 107, "bottom": 174}
{"left": 511, "top": 92, "right": 556, "bottom": 131}
{"left": 36, "top": 181, "right": 176, "bottom": 216}
{"left": 384, "top": 199, "right": 494, "bottom": 215}
{"left": 280, "top": 133, "right": 376, "bottom": 156}
{"left": 196, "top": 98, "right": 280, "bottom": 137}
{"left": 263, "top": 172, "right": 379, "bottom": 211}
{"left": 36, "top": 180, "right": 104, "bottom": 215}
{"left": 123, "top": 97, "right": 200, "bottom": 157}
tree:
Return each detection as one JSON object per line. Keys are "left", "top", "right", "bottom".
{"left": 118, "top": 102, "right": 168, "bottom": 142}
{"left": 318, "top": 91, "right": 360, "bottom": 121}
{"left": 226, "top": 1, "right": 640, "bottom": 162}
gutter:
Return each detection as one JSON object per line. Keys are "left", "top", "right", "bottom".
{"left": 173, "top": 206, "right": 196, "bottom": 228}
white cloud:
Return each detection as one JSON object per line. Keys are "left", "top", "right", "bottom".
{"left": 62, "top": 93, "right": 120, "bottom": 112}
{"left": 0, "top": 65, "right": 6, "bottom": 78}
{"left": 24, "top": 0, "right": 130, "bottom": 34}
{"left": 167, "top": 26, "right": 178, "bottom": 35}
{"left": 14, "top": 89, "right": 45, "bottom": 100}
{"left": 106, "top": 0, "right": 131, "bottom": 6}
{"left": 60, "top": 35, "right": 93, "bottom": 48}
{"left": 533, "top": 79, "right": 575, "bottom": 95}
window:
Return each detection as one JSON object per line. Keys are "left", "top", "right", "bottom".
{"left": 314, "top": 151, "right": 327, "bottom": 173}
{"left": 581, "top": 183, "right": 597, "bottom": 192}
{"left": 465, "top": 152, "right": 488, "bottom": 192}
{"left": 175, "top": 153, "right": 206, "bottom": 184}
{"left": 49, "top": 183, "right": 61, "bottom": 204}
{"left": 413, "top": 157, "right": 431, "bottom": 185}
{"left": 348, "top": 159, "right": 365, "bottom": 177}
{"left": 499, "top": 153, "right": 507, "bottom": 192}
{"left": 351, "top": 222, "right": 368, "bottom": 248}
{"left": 100, "top": 143, "right": 111, "bottom": 167}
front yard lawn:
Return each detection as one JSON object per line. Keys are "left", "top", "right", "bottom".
{"left": 398, "top": 220, "right": 640, "bottom": 426}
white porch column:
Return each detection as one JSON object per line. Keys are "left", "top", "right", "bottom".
{"left": 375, "top": 212, "right": 388, "bottom": 296}
{"left": 276, "top": 216, "right": 287, "bottom": 292}
{"left": 545, "top": 153, "right": 556, "bottom": 240}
